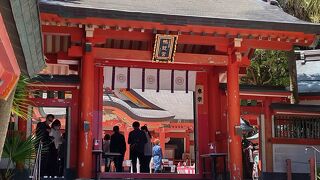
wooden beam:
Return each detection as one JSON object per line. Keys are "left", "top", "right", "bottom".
{"left": 94, "top": 29, "right": 152, "bottom": 43}
{"left": 165, "top": 132, "right": 188, "bottom": 138}
{"left": 243, "top": 39, "right": 293, "bottom": 51}
{"left": 300, "top": 95, "right": 320, "bottom": 100}
{"left": 100, "top": 173, "right": 202, "bottom": 179}
{"left": 28, "top": 97, "right": 72, "bottom": 107}
{"left": 93, "top": 47, "right": 228, "bottom": 66}
{"left": 68, "top": 46, "right": 82, "bottom": 57}
{"left": 179, "top": 35, "right": 229, "bottom": 46}
{"left": 273, "top": 111, "right": 320, "bottom": 116}
{"left": 93, "top": 30, "right": 246, "bottom": 54}
{"left": 240, "top": 91, "right": 291, "bottom": 98}
{"left": 27, "top": 84, "right": 79, "bottom": 91}
{"left": 96, "top": 59, "right": 208, "bottom": 71}
{"left": 241, "top": 106, "right": 263, "bottom": 114}
{"left": 94, "top": 29, "right": 230, "bottom": 46}
{"left": 271, "top": 138, "right": 320, "bottom": 145}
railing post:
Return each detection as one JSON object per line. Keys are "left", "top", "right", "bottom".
{"left": 309, "top": 157, "right": 316, "bottom": 180}
{"left": 286, "top": 159, "right": 292, "bottom": 180}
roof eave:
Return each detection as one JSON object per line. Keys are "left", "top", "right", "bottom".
{"left": 39, "top": 3, "right": 320, "bottom": 35}
{"left": 2, "top": 0, "right": 46, "bottom": 77}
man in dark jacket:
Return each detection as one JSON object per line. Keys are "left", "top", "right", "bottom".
{"left": 128, "top": 121, "right": 147, "bottom": 173}
{"left": 110, "top": 126, "right": 126, "bottom": 172}
{"left": 36, "top": 114, "right": 54, "bottom": 176}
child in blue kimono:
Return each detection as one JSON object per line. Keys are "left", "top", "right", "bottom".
{"left": 152, "top": 139, "right": 162, "bottom": 173}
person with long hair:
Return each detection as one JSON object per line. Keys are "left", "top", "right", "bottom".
{"left": 141, "top": 125, "right": 152, "bottom": 173}
{"left": 49, "top": 119, "right": 62, "bottom": 176}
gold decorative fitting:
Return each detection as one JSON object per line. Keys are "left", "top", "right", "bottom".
{"left": 102, "top": 25, "right": 110, "bottom": 30}
{"left": 85, "top": 25, "right": 94, "bottom": 38}
{"left": 235, "top": 52, "right": 242, "bottom": 62}
{"left": 115, "top": 26, "right": 122, "bottom": 31}
{"left": 234, "top": 38, "right": 243, "bottom": 48}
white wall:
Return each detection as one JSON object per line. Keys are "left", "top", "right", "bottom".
{"left": 273, "top": 144, "right": 320, "bottom": 173}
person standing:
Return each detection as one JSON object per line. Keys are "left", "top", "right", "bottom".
{"left": 152, "top": 139, "right": 163, "bottom": 173}
{"left": 36, "top": 114, "right": 54, "bottom": 176}
{"left": 141, "top": 125, "right": 152, "bottom": 173}
{"left": 110, "top": 126, "right": 126, "bottom": 172}
{"left": 103, "top": 134, "right": 111, "bottom": 172}
{"left": 58, "top": 133, "right": 66, "bottom": 177}
{"left": 49, "top": 119, "right": 62, "bottom": 176}
{"left": 128, "top": 121, "right": 147, "bottom": 173}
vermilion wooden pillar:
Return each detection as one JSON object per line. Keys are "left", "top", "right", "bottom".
{"left": 208, "top": 68, "right": 221, "bottom": 148}
{"left": 196, "top": 72, "right": 210, "bottom": 174}
{"left": 159, "top": 128, "right": 165, "bottom": 155}
{"left": 94, "top": 67, "right": 103, "bottom": 148}
{"left": 70, "top": 89, "right": 80, "bottom": 170}
{"left": 264, "top": 98, "right": 273, "bottom": 171}
{"left": 227, "top": 51, "right": 242, "bottom": 179}
{"left": 78, "top": 32, "right": 95, "bottom": 178}
{"left": 124, "top": 127, "right": 129, "bottom": 160}
{"left": 185, "top": 134, "right": 190, "bottom": 153}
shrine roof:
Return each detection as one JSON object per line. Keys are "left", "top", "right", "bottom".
{"left": 39, "top": 0, "right": 320, "bottom": 34}
{"left": 132, "top": 89, "right": 194, "bottom": 121}
{"left": 271, "top": 103, "right": 320, "bottom": 114}
{"left": 104, "top": 95, "right": 175, "bottom": 121}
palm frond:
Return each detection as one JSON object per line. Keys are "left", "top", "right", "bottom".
{"left": 1, "top": 131, "right": 43, "bottom": 179}
{"left": 11, "top": 76, "right": 34, "bottom": 120}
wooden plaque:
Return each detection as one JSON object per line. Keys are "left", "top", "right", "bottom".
{"left": 152, "top": 34, "right": 178, "bottom": 63}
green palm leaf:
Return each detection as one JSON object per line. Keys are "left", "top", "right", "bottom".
{"left": 11, "top": 76, "right": 33, "bottom": 120}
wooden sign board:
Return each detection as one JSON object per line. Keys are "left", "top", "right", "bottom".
{"left": 152, "top": 34, "right": 178, "bottom": 63}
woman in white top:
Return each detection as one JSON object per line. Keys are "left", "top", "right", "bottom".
{"left": 50, "top": 120, "right": 62, "bottom": 149}
{"left": 141, "top": 125, "right": 152, "bottom": 173}
{"left": 49, "top": 119, "right": 62, "bottom": 176}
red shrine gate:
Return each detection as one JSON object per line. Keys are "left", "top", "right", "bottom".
{"left": 34, "top": 0, "right": 320, "bottom": 179}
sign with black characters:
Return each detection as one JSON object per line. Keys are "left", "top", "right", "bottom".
{"left": 152, "top": 34, "right": 178, "bottom": 63}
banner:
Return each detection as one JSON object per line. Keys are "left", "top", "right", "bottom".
{"left": 103, "top": 66, "right": 197, "bottom": 92}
